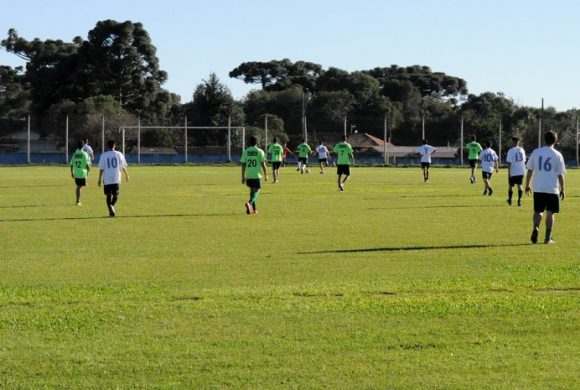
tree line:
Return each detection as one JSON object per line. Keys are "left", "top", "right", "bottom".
{"left": 0, "top": 19, "right": 578, "bottom": 157}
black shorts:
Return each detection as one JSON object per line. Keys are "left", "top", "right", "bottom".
{"left": 74, "top": 178, "right": 87, "bottom": 187}
{"left": 246, "top": 178, "right": 262, "bottom": 189}
{"left": 533, "top": 192, "right": 560, "bottom": 213}
{"left": 299, "top": 157, "right": 308, "bottom": 164}
{"left": 103, "top": 183, "right": 120, "bottom": 196}
{"left": 337, "top": 164, "right": 350, "bottom": 176}
{"left": 469, "top": 159, "right": 477, "bottom": 168}
{"left": 421, "top": 162, "right": 430, "bottom": 168}
{"left": 482, "top": 171, "right": 493, "bottom": 180}
{"left": 271, "top": 162, "right": 281, "bottom": 170}
{"left": 318, "top": 158, "right": 328, "bottom": 164}
{"left": 508, "top": 175, "right": 524, "bottom": 186}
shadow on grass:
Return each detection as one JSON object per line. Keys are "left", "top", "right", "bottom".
{"left": 0, "top": 184, "right": 68, "bottom": 189}
{"left": 365, "top": 204, "right": 500, "bottom": 210}
{"left": 0, "top": 212, "right": 237, "bottom": 223}
{"left": 299, "top": 243, "right": 530, "bottom": 255}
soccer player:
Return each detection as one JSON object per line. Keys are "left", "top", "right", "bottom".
{"left": 97, "top": 140, "right": 129, "bottom": 217}
{"left": 505, "top": 136, "right": 527, "bottom": 206}
{"left": 416, "top": 139, "right": 437, "bottom": 182}
{"left": 333, "top": 135, "right": 354, "bottom": 191}
{"left": 82, "top": 138, "right": 95, "bottom": 162}
{"left": 525, "top": 130, "right": 566, "bottom": 244}
{"left": 241, "top": 135, "right": 268, "bottom": 214}
{"left": 465, "top": 135, "right": 483, "bottom": 183}
{"left": 478, "top": 140, "right": 499, "bottom": 196}
{"left": 295, "top": 139, "right": 313, "bottom": 174}
{"left": 267, "top": 137, "right": 283, "bottom": 183}
{"left": 316, "top": 141, "right": 330, "bottom": 174}
{"left": 69, "top": 140, "right": 91, "bottom": 205}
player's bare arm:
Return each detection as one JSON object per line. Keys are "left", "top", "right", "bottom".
{"left": 558, "top": 175, "right": 565, "bottom": 200}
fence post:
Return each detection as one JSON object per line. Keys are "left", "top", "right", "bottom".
{"left": 184, "top": 116, "right": 188, "bottom": 163}
{"left": 227, "top": 116, "right": 232, "bottom": 162}
{"left": 137, "top": 115, "right": 141, "bottom": 164}
{"left": 27, "top": 115, "right": 31, "bottom": 164}
{"left": 101, "top": 114, "right": 105, "bottom": 154}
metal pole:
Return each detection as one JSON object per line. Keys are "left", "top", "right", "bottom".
{"left": 137, "top": 115, "right": 141, "bottom": 164}
{"left": 499, "top": 117, "right": 502, "bottom": 164}
{"left": 227, "top": 116, "right": 232, "bottom": 161}
{"left": 65, "top": 115, "right": 69, "bottom": 164}
{"left": 539, "top": 98, "right": 544, "bottom": 148}
{"left": 343, "top": 116, "right": 347, "bottom": 137}
{"left": 242, "top": 127, "right": 246, "bottom": 151}
{"left": 460, "top": 115, "right": 464, "bottom": 166}
{"left": 304, "top": 116, "right": 308, "bottom": 144}
{"left": 383, "top": 113, "right": 387, "bottom": 166}
{"left": 27, "top": 114, "right": 31, "bottom": 164}
{"left": 264, "top": 114, "right": 268, "bottom": 151}
{"left": 101, "top": 114, "right": 105, "bottom": 154}
{"left": 422, "top": 112, "right": 425, "bottom": 140}
{"left": 122, "top": 129, "right": 125, "bottom": 155}
{"left": 184, "top": 116, "right": 188, "bottom": 163}
{"left": 301, "top": 91, "right": 305, "bottom": 139}
{"left": 576, "top": 116, "right": 580, "bottom": 167}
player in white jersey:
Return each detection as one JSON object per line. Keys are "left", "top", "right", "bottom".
{"left": 505, "top": 136, "right": 527, "bottom": 206}
{"left": 316, "top": 141, "right": 330, "bottom": 174}
{"left": 525, "top": 130, "right": 566, "bottom": 244}
{"left": 98, "top": 139, "right": 129, "bottom": 217}
{"left": 478, "top": 141, "right": 499, "bottom": 196}
{"left": 416, "top": 139, "right": 437, "bottom": 182}
{"left": 82, "top": 138, "right": 95, "bottom": 162}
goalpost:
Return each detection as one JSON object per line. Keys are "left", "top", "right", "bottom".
{"left": 119, "top": 119, "right": 245, "bottom": 163}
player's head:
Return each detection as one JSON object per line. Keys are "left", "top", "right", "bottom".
{"left": 342, "top": 135, "right": 347, "bottom": 142}
{"left": 272, "top": 137, "right": 278, "bottom": 143}
{"left": 249, "top": 135, "right": 258, "bottom": 146}
{"left": 107, "top": 139, "right": 116, "bottom": 150}
{"left": 512, "top": 136, "right": 520, "bottom": 145}
{"left": 319, "top": 140, "right": 323, "bottom": 145}
{"left": 544, "top": 130, "right": 558, "bottom": 146}
{"left": 422, "top": 139, "right": 427, "bottom": 145}
{"left": 302, "top": 139, "right": 306, "bottom": 143}
{"left": 484, "top": 140, "right": 492, "bottom": 148}
{"left": 84, "top": 138, "right": 89, "bottom": 144}
{"left": 77, "top": 140, "right": 84, "bottom": 149}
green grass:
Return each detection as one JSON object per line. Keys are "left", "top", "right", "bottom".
{"left": 0, "top": 165, "right": 578, "bottom": 389}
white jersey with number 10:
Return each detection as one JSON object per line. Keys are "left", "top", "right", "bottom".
{"left": 98, "top": 150, "right": 128, "bottom": 185}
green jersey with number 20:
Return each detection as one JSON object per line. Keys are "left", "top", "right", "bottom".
{"left": 241, "top": 146, "right": 266, "bottom": 179}
{"left": 333, "top": 142, "right": 353, "bottom": 165}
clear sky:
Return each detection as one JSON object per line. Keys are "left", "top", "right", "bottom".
{"left": 1, "top": 0, "right": 578, "bottom": 110}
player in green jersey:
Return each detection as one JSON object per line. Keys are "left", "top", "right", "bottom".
{"left": 69, "top": 140, "right": 91, "bottom": 205}
{"left": 295, "top": 140, "right": 313, "bottom": 174}
{"left": 241, "top": 135, "right": 268, "bottom": 214}
{"left": 332, "top": 135, "right": 355, "bottom": 191}
{"left": 465, "top": 135, "right": 483, "bottom": 183}
{"left": 267, "top": 137, "right": 284, "bottom": 183}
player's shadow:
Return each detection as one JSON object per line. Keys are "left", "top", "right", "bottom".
{"left": 365, "top": 204, "right": 499, "bottom": 210}
{"left": 299, "top": 243, "right": 530, "bottom": 255}
{"left": 0, "top": 212, "right": 236, "bottom": 223}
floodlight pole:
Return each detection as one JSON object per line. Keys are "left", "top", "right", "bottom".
{"left": 460, "top": 115, "right": 464, "bottom": 166}
{"left": 538, "top": 98, "right": 544, "bottom": 148}
{"left": 65, "top": 115, "right": 69, "bottom": 164}
{"left": 343, "top": 116, "right": 347, "bottom": 137}
{"left": 122, "top": 128, "right": 126, "bottom": 155}
{"left": 264, "top": 114, "right": 268, "bottom": 151}
{"left": 101, "top": 114, "right": 105, "bottom": 154}
{"left": 137, "top": 114, "right": 141, "bottom": 164}
{"left": 184, "top": 116, "right": 188, "bottom": 163}
{"left": 227, "top": 116, "right": 232, "bottom": 161}
{"left": 421, "top": 112, "right": 425, "bottom": 140}
{"left": 498, "top": 116, "right": 502, "bottom": 164}
{"left": 576, "top": 116, "right": 579, "bottom": 167}
{"left": 27, "top": 114, "right": 31, "bottom": 164}
{"left": 383, "top": 113, "right": 388, "bottom": 166}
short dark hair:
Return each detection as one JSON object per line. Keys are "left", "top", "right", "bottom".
{"left": 342, "top": 135, "right": 347, "bottom": 142}
{"left": 422, "top": 139, "right": 427, "bottom": 144}
{"left": 484, "top": 140, "right": 492, "bottom": 148}
{"left": 249, "top": 135, "right": 258, "bottom": 146}
{"left": 470, "top": 135, "right": 476, "bottom": 141}
{"left": 511, "top": 136, "right": 520, "bottom": 143}
{"left": 77, "top": 140, "right": 84, "bottom": 149}
{"left": 544, "top": 130, "right": 557, "bottom": 145}
{"left": 107, "top": 139, "right": 116, "bottom": 149}
{"left": 272, "top": 137, "right": 278, "bottom": 143}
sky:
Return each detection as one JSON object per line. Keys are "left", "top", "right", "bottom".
{"left": 1, "top": 0, "right": 579, "bottom": 111}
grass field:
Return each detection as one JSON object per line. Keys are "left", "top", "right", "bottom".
{"left": 0, "top": 165, "right": 578, "bottom": 389}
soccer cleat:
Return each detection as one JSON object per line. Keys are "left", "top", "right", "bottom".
{"left": 530, "top": 228, "right": 539, "bottom": 244}
{"left": 544, "top": 239, "right": 555, "bottom": 244}
{"left": 76, "top": 202, "right": 82, "bottom": 206}
{"left": 517, "top": 200, "right": 522, "bottom": 207}
{"left": 245, "top": 202, "right": 253, "bottom": 215}
{"left": 469, "top": 176, "right": 474, "bottom": 184}
{"left": 338, "top": 183, "right": 344, "bottom": 192}
{"left": 108, "top": 205, "right": 116, "bottom": 217}
{"left": 506, "top": 199, "right": 512, "bottom": 205}
{"left": 488, "top": 188, "right": 493, "bottom": 196}
{"left": 483, "top": 189, "right": 488, "bottom": 195}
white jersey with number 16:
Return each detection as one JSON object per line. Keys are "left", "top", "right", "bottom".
{"left": 525, "top": 146, "right": 566, "bottom": 194}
